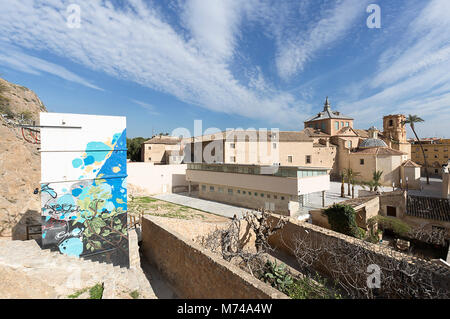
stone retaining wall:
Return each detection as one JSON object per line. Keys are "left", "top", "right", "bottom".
{"left": 268, "top": 216, "right": 450, "bottom": 298}
{"left": 140, "top": 216, "right": 287, "bottom": 299}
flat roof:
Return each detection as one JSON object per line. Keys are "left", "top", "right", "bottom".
{"left": 187, "top": 163, "right": 330, "bottom": 178}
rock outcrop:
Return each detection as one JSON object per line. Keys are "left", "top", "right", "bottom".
{"left": 0, "top": 77, "right": 46, "bottom": 239}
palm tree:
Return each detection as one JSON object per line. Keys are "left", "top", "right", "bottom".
{"left": 372, "top": 170, "right": 383, "bottom": 192}
{"left": 344, "top": 168, "right": 361, "bottom": 196}
{"left": 404, "top": 114, "right": 429, "bottom": 184}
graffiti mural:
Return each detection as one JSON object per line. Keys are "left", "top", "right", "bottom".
{"left": 40, "top": 113, "right": 129, "bottom": 267}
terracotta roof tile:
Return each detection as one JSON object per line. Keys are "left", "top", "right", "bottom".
{"left": 406, "top": 195, "right": 450, "bottom": 222}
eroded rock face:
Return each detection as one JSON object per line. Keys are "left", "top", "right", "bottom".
{"left": 0, "top": 77, "right": 46, "bottom": 240}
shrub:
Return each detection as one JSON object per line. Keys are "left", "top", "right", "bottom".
{"left": 369, "top": 215, "right": 411, "bottom": 237}
{"left": 89, "top": 283, "right": 104, "bottom": 299}
{"left": 259, "top": 261, "right": 294, "bottom": 294}
{"left": 323, "top": 204, "right": 361, "bottom": 238}
{"left": 288, "top": 274, "right": 343, "bottom": 299}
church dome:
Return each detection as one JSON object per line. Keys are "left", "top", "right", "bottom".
{"left": 359, "top": 138, "right": 388, "bottom": 148}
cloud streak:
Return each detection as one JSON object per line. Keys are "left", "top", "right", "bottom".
{"left": 0, "top": 0, "right": 306, "bottom": 127}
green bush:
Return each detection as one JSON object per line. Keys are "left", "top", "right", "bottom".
{"left": 324, "top": 204, "right": 361, "bottom": 238}
{"left": 369, "top": 215, "right": 411, "bottom": 237}
{"left": 288, "top": 275, "right": 343, "bottom": 299}
{"left": 259, "top": 261, "right": 294, "bottom": 294}
{"left": 89, "top": 283, "right": 104, "bottom": 299}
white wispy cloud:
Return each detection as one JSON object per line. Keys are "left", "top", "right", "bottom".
{"left": 274, "top": 0, "right": 370, "bottom": 79}
{"left": 340, "top": 0, "right": 450, "bottom": 137}
{"left": 0, "top": 0, "right": 306, "bottom": 127}
{"left": 0, "top": 44, "right": 103, "bottom": 91}
{"left": 181, "top": 0, "right": 243, "bottom": 62}
{"left": 131, "top": 99, "right": 160, "bottom": 115}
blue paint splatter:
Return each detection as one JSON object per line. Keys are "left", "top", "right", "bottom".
{"left": 58, "top": 237, "right": 83, "bottom": 257}
{"left": 71, "top": 188, "right": 82, "bottom": 197}
{"left": 72, "top": 158, "right": 83, "bottom": 168}
{"left": 83, "top": 155, "right": 95, "bottom": 166}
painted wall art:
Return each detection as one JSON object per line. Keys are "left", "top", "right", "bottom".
{"left": 40, "top": 113, "right": 129, "bottom": 267}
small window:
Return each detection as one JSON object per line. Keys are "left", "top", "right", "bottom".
{"left": 148, "top": 157, "right": 152, "bottom": 161}
{"left": 201, "top": 185, "right": 206, "bottom": 191}
{"left": 254, "top": 192, "right": 258, "bottom": 196}
{"left": 341, "top": 121, "right": 344, "bottom": 127}
{"left": 347, "top": 141, "right": 352, "bottom": 148}
{"left": 274, "top": 195, "right": 278, "bottom": 199}
{"left": 386, "top": 206, "right": 396, "bottom": 217}
{"left": 248, "top": 192, "right": 252, "bottom": 196}
{"left": 281, "top": 196, "right": 285, "bottom": 200}
{"left": 389, "top": 119, "right": 393, "bottom": 126}
{"left": 273, "top": 143, "right": 277, "bottom": 149}
{"left": 218, "top": 187, "right": 224, "bottom": 193}
{"left": 230, "top": 143, "right": 235, "bottom": 149}
{"left": 306, "top": 155, "right": 311, "bottom": 164}
{"left": 435, "top": 169, "right": 438, "bottom": 174}
{"left": 360, "top": 159, "right": 365, "bottom": 165}
{"left": 228, "top": 189, "right": 233, "bottom": 195}
{"left": 335, "top": 121, "right": 339, "bottom": 130}
{"left": 260, "top": 193, "right": 264, "bottom": 197}
{"left": 148, "top": 146, "right": 152, "bottom": 150}
{"left": 267, "top": 194, "right": 271, "bottom": 199}
{"left": 288, "top": 155, "right": 293, "bottom": 163}
{"left": 210, "top": 186, "right": 215, "bottom": 191}
{"left": 346, "top": 122, "right": 349, "bottom": 127}
{"left": 243, "top": 191, "right": 246, "bottom": 195}
{"left": 237, "top": 189, "right": 241, "bottom": 194}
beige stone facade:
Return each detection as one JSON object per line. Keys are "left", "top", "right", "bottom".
{"left": 186, "top": 163, "right": 330, "bottom": 216}
{"left": 410, "top": 139, "right": 450, "bottom": 176}
{"left": 181, "top": 98, "right": 414, "bottom": 190}
{"left": 141, "top": 135, "right": 182, "bottom": 164}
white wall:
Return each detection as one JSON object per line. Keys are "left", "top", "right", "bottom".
{"left": 297, "top": 174, "right": 330, "bottom": 195}
{"left": 127, "top": 163, "right": 188, "bottom": 195}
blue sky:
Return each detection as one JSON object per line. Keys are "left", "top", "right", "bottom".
{"left": 0, "top": 0, "right": 449, "bottom": 138}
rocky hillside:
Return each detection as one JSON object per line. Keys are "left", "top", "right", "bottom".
{"left": 0, "top": 77, "right": 47, "bottom": 240}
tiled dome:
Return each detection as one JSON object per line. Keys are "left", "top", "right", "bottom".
{"left": 359, "top": 138, "right": 387, "bottom": 148}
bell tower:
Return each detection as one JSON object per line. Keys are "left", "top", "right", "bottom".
{"left": 382, "top": 114, "right": 410, "bottom": 158}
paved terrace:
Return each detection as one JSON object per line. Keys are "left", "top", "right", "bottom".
{"left": 152, "top": 192, "right": 258, "bottom": 218}
{"left": 154, "top": 178, "right": 444, "bottom": 220}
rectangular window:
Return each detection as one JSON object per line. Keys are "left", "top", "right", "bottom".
{"left": 210, "top": 186, "right": 214, "bottom": 192}
{"left": 243, "top": 191, "right": 246, "bottom": 195}
{"left": 346, "top": 122, "right": 349, "bottom": 127}
{"left": 228, "top": 189, "right": 233, "bottom": 195}
{"left": 281, "top": 196, "right": 285, "bottom": 200}
{"left": 148, "top": 146, "right": 152, "bottom": 150}
{"left": 306, "top": 155, "right": 311, "bottom": 164}
{"left": 267, "top": 194, "right": 271, "bottom": 199}
{"left": 274, "top": 195, "right": 278, "bottom": 199}
{"left": 288, "top": 155, "right": 293, "bottom": 163}
{"left": 254, "top": 192, "right": 258, "bottom": 196}
{"left": 360, "top": 159, "right": 365, "bottom": 165}
{"left": 260, "top": 193, "right": 264, "bottom": 197}
{"left": 230, "top": 143, "right": 236, "bottom": 149}
{"left": 341, "top": 121, "right": 344, "bottom": 127}
{"left": 201, "top": 185, "right": 206, "bottom": 191}
{"left": 248, "top": 192, "right": 252, "bottom": 196}
{"left": 218, "top": 187, "right": 224, "bottom": 193}
{"left": 347, "top": 141, "right": 352, "bottom": 148}
{"left": 386, "top": 206, "right": 396, "bottom": 217}
{"left": 335, "top": 121, "right": 339, "bottom": 130}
